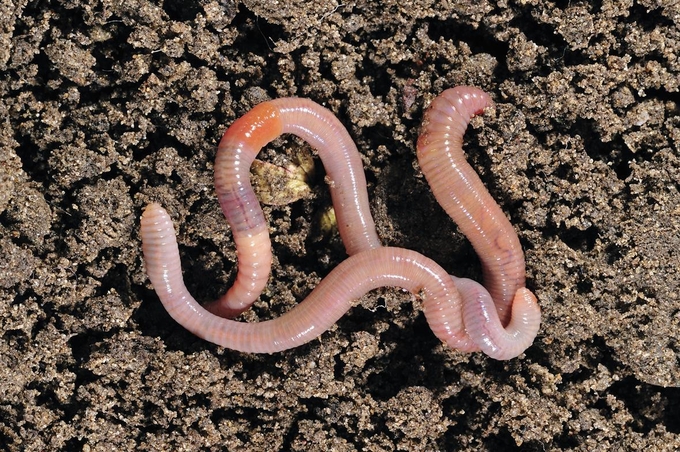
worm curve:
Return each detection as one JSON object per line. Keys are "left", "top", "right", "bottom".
{"left": 140, "top": 87, "right": 541, "bottom": 359}
{"left": 418, "top": 86, "right": 529, "bottom": 327}
{"left": 208, "top": 98, "right": 380, "bottom": 317}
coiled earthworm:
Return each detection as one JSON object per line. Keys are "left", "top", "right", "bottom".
{"left": 207, "top": 98, "right": 380, "bottom": 317}
{"left": 140, "top": 88, "right": 541, "bottom": 359}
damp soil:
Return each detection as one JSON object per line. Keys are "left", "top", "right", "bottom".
{"left": 1, "top": 0, "right": 679, "bottom": 450}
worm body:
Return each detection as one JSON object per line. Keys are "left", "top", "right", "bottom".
{"left": 418, "top": 86, "right": 529, "bottom": 326}
{"left": 140, "top": 88, "right": 541, "bottom": 359}
{"left": 209, "top": 98, "right": 380, "bottom": 317}
{"left": 451, "top": 276, "right": 540, "bottom": 359}
{"left": 142, "top": 203, "right": 475, "bottom": 353}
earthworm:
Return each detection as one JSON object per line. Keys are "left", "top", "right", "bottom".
{"left": 417, "top": 86, "right": 533, "bottom": 327}
{"left": 140, "top": 89, "right": 541, "bottom": 359}
{"left": 207, "top": 98, "right": 381, "bottom": 317}
{"left": 141, "top": 203, "right": 538, "bottom": 357}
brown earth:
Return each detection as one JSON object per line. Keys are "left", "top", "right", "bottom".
{"left": 1, "top": 0, "right": 679, "bottom": 450}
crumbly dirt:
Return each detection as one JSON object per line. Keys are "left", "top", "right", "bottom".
{"left": 1, "top": 0, "right": 679, "bottom": 450}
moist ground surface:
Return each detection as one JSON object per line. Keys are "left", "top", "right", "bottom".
{"left": 1, "top": 0, "right": 679, "bottom": 450}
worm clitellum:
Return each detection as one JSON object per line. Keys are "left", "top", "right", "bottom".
{"left": 140, "top": 88, "right": 541, "bottom": 359}
{"left": 208, "top": 98, "right": 380, "bottom": 317}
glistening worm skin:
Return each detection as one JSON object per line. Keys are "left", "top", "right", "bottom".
{"left": 208, "top": 98, "right": 381, "bottom": 317}
{"left": 417, "top": 86, "right": 536, "bottom": 328}
{"left": 141, "top": 204, "right": 467, "bottom": 353}
{"left": 140, "top": 89, "right": 541, "bottom": 359}
{"left": 141, "top": 203, "right": 533, "bottom": 359}
{"left": 141, "top": 203, "right": 538, "bottom": 358}
{"left": 451, "top": 275, "right": 539, "bottom": 360}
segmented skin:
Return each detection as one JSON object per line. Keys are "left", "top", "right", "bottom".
{"left": 208, "top": 99, "right": 380, "bottom": 317}
{"left": 417, "top": 86, "right": 528, "bottom": 327}
{"left": 140, "top": 88, "right": 541, "bottom": 359}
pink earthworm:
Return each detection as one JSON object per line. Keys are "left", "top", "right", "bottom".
{"left": 140, "top": 89, "right": 541, "bottom": 359}
{"left": 206, "top": 98, "right": 381, "bottom": 317}
{"left": 141, "top": 203, "right": 538, "bottom": 357}
{"left": 418, "top": 86, "right": 537, "bottom": 328}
